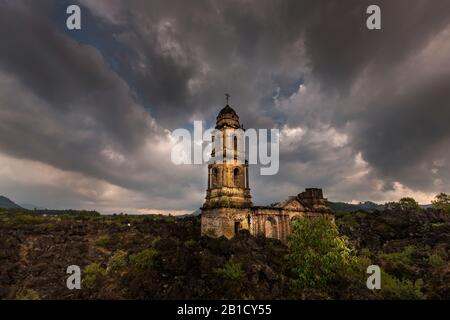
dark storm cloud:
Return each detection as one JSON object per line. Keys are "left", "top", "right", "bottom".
{"left": 351, "top": 72, "right": 450, "bottom": 191}
{"left": 297, "top": 1, "right": 450, "bottom": 94}
{"left": 79, "top": 0, "right": 311, "bottom": 128}
{"left": 287, "top": 0, "right": 450, "bottom": 194}
{"left": 0, "top": 1, "right": 173, "bottom": 194}
{"left": 0, "top": 0, "right": 449, "bottom": 210}
{"left": 249, "top": 0, "right": 450, "bottom": 199}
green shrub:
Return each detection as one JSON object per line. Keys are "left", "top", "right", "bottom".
{"left": 359, "top": 248, "right": 371, "bottom": 258}
{"left": 431, "top": 222, "right": 445, "bottom": 228}
{"left": 164, "top": 216, "right": 176, "bottom": 223}
{"left": 379, "top": 246, "right": 415, "bottom": 272}
{"left": 337, "top": 213, "right": 358, "bottom": 228}
{"left": 184, "top": 239, "right": 197, "bottom": 248}
{"left": 129, "top": 248, "right": 157, "bottom": 271}
{"left": 385, "top": 198, "right": 420, "bottom": 211}
{"left": 151, "top": 236, "right": 161, "bottom": 247}
{"left": 287, "top": 216, "right": 358, "bottom": 292}
{"left": 83, "top": 263, "right": 107, "bottom": 289}
{"left": 379, "top": 271, "right": 424, "bottom": 300}
{"left": 428, "top": 247, "right": 447, "bottom": 269}
{"left": 14, "top": 214, "right": 44, "bottom": 224}
{"left": 95, "top": 234, "right": 111, "bottom": 248}
{"left": 431, "top": 193, "right": 450, "bottom": 213}
{"left": 215, "top": 260, "right": 244, "bottom": 282}
{"left": 15, "top": 289, "right": 41, "bottom": 300}
{"left": 107, "top": 250, "right": 128, "bottom": 274}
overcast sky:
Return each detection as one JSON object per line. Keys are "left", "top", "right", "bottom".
{"left": 0, "top": 0, "right": 449, "bottom": 213}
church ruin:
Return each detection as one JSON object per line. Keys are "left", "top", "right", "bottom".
{"left": 201, "top": 101, "right": 333, "bottom": 242}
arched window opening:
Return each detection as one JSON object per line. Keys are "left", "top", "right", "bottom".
{"left": 212, "top": 168, "right": 218, "bottom": 187}
{"left": 234, "top": 221, "right": 241, "bottom": 235}
{"left": 233, "top": 168, "right": 240, "bottom": 187}
{"left": 233, "top": 136, "right": 238, "bottom": 160}
{"left": 265, "top": 218, "right": 277, "bottom": 239}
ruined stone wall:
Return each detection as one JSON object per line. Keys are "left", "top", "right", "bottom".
{"left": 201, "top": 207, "right": 251, "bottom": 239}
{"left": 249, "top": 208, "right": 290, "bottom": 242}
{"left": 201, "top": 206, "right": 333, "bottom": 242}
{"left": 202, "top": 207, "right": 334, "bottom": 242}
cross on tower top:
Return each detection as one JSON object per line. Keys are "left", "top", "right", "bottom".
{"left": 225, "top": 93, "right": 230, "bottom": 105}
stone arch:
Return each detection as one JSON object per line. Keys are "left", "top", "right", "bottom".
{"left": 264, "top": 216, "right": 278, "bottom": 239}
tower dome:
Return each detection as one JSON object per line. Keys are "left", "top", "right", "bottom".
{"left": 217, "top": 105, "right": 237, "bottom": 117}
{"left": 216, "top": 104, "right": 240, "bottom": 129}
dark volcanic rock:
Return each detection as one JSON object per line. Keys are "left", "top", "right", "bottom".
{"left": 0, "top": 209, "right": 448, "bottom": 299}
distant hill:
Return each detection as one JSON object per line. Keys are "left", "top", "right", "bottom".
{"left": 329, "top": 201, "right": 384, "bottom": 212}
{"left": 176, "top": 208, "right": 201, "bottom": 219}
{"left": 19, "top": 203, "right": 46, "bottom": 210}
{"left": 0, "top": 196, "right": 22, "bottom": 209}
{"left": 329, "top": 201, "right": 431, "bottom": 212}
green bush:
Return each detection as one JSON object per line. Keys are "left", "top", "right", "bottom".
{"left": 15, "top": 289, "right": 41, "bottom": 300}
{"left": 379, "top": 246, "right": 415, "bottom": 273}
{"left": 164, "top": 216, "right": 176, "bottom": 223}
{"left": 107, "top": 250, "right": 128, "bottom": 274}
{"left": 184, "top": 239, "right": 197, "bottom": 248}
{"left": 359, "top": 248, "right": 372, "bottom": 258}
{"left": 431, "top": 193, "right": 450, "bottom": 213}
{"left": 428, "top": 247, "right": 447, "bottom": 269}
{"left": 385, "top": 197, "right": 420, "bottom": 211}
{"left": 337, "top": 213, "right": 358, "bottom": 228}
{"left": 83, "top": 263, "right": 107, "bottom": 289}
{"left": 431, "top": 222, "right": 445, "bottom": 228}
{"left": 95, "top": 234, "right": 111, "bottom": 248}
{"left": 151, "top": 236, "right": 161, "bottom": 247}
{"left": 379, "top": 271, "right": 424, "bottom": 300}
{"left": 14, "top": 214, "right": 45, "bottom": 224}
{"left": 287, "top": 216, "right": 358, "bottom": 292}
{"left": 129, "top": 248, "right": 157, "bottom": 271}
{"left": 215, "top": 260, "right": 244, "bottom": 282}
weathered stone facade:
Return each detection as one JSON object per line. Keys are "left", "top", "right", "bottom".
{"left": 201, "top": 104, "right": 333, "bottom": 242}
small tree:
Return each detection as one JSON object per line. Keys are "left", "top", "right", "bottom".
{"left": 431, "top": 193, "right": 450, "bottom": 213}
{"left": 385, "top": 201, "right": 400, "bottom": 210}
{"left": 398, "top": 197, "right": 420, "bottom": 211}
{"left": 287, "top": 216, "right": 357, "bottom": 293}
{"left": 386, "top": 197, "right": 420, "bottom": 211}
{"left": 215, "top": 260, "right": 243, "bottom": 282}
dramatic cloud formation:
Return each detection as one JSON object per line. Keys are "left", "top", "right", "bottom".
{"left": 0, "top": 0, "right": 449, "bottom": 212}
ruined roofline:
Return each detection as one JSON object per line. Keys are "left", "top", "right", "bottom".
{"left": 201, "top": 204, "right": 333, "bottom": 213}
{"left": 251, "top": 205, "right": 333, "bottom": 213}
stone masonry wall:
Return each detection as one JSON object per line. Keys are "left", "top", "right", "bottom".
{"left": 201, "top": 206, "right": 329, "bottom": 242}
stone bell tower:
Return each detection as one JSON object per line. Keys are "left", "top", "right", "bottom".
{"left": 203, "top": 95, "right": 252, "bottom": 208}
